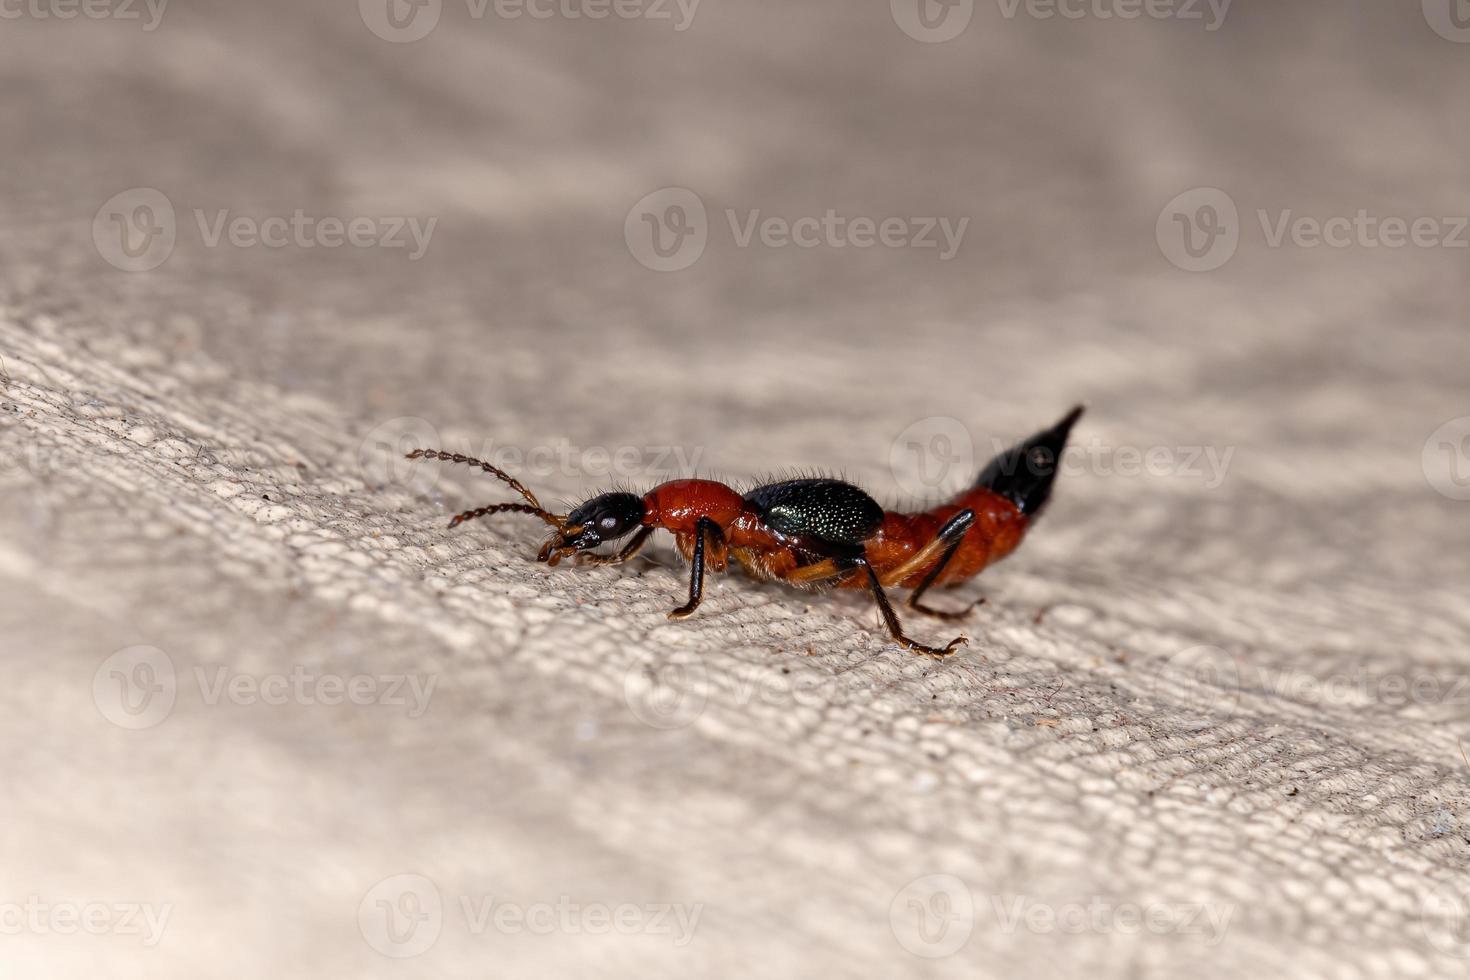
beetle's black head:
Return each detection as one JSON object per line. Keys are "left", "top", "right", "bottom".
{"left": 974, "top": 405, "right": 1084, "bottom": 517}
{"left": 539, "top": 491, "right": 645, "bottom": 564}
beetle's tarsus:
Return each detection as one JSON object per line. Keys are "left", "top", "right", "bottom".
{"left": 908, "top": 596, "right": 986, "bottom": 621}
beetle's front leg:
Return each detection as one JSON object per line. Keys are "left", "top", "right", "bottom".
{"left": 576, "top": 526, "right": 654, "bottom": 567}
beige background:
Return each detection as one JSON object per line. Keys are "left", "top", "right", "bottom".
{"left": 3, "top": 0, "right": 1470, "bottom": 977}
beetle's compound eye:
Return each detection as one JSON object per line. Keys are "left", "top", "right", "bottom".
{"left": 600, "top": 516, "right": 620, "bottom": 531}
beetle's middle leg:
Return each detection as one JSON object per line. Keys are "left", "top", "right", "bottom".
{"left": 668, "top": 518, "right": 725, "bottom": 620}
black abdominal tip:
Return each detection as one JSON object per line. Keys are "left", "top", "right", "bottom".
{"left": 1054, "top": 405, "right": 1085, "bottom": 435}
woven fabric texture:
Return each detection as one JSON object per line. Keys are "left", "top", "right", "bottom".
{"left": 2, "top": 2, "right": 1469, "bottom": 977}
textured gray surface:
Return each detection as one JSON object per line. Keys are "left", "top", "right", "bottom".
{"left": 3, "top": 1, "right": 1470, "bottom": 977}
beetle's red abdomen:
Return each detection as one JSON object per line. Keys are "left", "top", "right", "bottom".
{"left": 855, "top": 487, "right": 1029, "bottom": 589}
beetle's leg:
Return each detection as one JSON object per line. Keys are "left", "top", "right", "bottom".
{"left": 576, "top": 526, "right": 654, "bottom": 567}
{"left": 669, "top": 518, "right": 720, "bottom": 620}
{"left": 875, "top": 509, "right": 970, "bottom": 586}
{"left": 905, "top": 510, "right": 986, "bottom": 621}
{"left": 852, "top": 556, "right": 967, "bottom": 658}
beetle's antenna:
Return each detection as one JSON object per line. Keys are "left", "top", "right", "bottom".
{"left": 406, "top": 449, "right": 566, "bottom": 528}
{"left": 448, "top": 502, "right": 562, "bottom": 529}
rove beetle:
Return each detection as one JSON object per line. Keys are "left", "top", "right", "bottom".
{"left": 408, "top": 406, "right": 1083, "bottom": 657}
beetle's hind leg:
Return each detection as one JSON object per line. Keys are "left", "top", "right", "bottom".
{"left": 853, "top": 557, "right": 967, "bottom": 658}
{"left": 904, "top": 509, "right": 986, "bottom": 621}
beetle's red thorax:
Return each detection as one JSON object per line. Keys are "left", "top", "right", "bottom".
{"left": 642, "top": 479, "right": 746, "bottom": 534}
